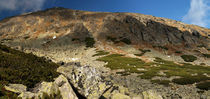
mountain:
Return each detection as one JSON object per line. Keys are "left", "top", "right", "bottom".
{"left": 0, "top": 7, "right": 210, "bottom": 99}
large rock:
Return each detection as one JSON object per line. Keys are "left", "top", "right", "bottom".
{"left": 57, "top": 65, "right": 112, "bottom": 99}
{"left": 54, "top": 74, "right": 78, "bottom": 99}
{"left": 5, "top": 84, "right": 27, "bottom": 94}
{"left": 5, "top": 75, "right": 78, "bottom": 99}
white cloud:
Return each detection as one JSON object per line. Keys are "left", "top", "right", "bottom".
{"left": 0, "top": 0, "right": 46, "bottom": 12}
{"left": 182, "top": 0, "right": 210, "bottom": 27}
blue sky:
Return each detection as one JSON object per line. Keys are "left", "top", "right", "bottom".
{"left": 0, "top": 0, "right": 210, "bottom": 28}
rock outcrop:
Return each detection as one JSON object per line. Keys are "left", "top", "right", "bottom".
{"left": 5, "top": 75, "right": 78, "bottom": 99}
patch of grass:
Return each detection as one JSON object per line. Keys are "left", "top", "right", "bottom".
{"left": 85, "top": 37, "right": 95, "bottom": 48}
{"left": 97, "top": 54, "right": 210, "bottom": 90}
{"left": 93, "top": 50, "right": 109, "bottom": 57}
{"left": 181, "top": 55, "right": 197, "bottom": 62}
{"left": 0, "top": 44, "right": 59, "bottom": 97}
{"left": 196, "top": 81, "right": 210, "bottom": 90}
{"left": 151, "top": 80, "right": 170, "bottom": 86}
{"left": 97, "top": 54, "right": 147, "bottom": 73}
{"left": 203, "top": 54, "right": 210, "bottom": 58}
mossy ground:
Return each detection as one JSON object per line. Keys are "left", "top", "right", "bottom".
{"left": 97, "top": 54, "right": 210, "bottom": 90}
{"left": 0, "top": 44, "right": 59, "bottom": 98}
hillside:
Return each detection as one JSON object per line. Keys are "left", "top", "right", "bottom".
{"left": 0, "top": 7, "right": 210, "bottom": 98}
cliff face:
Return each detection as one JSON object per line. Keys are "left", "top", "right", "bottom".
{"left": 0, "top": 7, "right": 209, "bottom": 49}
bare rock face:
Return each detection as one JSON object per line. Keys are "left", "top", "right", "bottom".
{"left": 0, "top": 7, "right": 209, "bottom": 50}
{"left": 57, "top": 64, "right": 112, "bottom": 99}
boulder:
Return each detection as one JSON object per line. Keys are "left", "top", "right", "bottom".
{"left": 4, "top": 84, "right": 27, "bottom": 94}
{"left": 57, "top": 65, "right": 112, "bottom": 99}
{"left": 4, "top": 75, "right": 78, "bottom": 99}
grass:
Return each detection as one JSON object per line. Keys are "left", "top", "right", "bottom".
{"left": 97, "top": 54, "right": 210, "bottom": 90}
{"left": 0, "top": 44, "right": 59, "bottom": 98}
{"left": 93, "top": 50, "right": 109, "bottom": 57}
{"left": 181, "top": 55, "right": 197, "bottom": 62}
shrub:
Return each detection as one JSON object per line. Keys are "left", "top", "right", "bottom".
{"left": 85, "top": 37, "right": 95, "bottom": 48}
{"left": 175, "top": 51, "right": 182, "bottom": 54}
{"left": 151, "top": 80, "right": 170, "bottom": 86}
{"left": 106, "top": 36, "right": 117, "bottom": 42}
{"left": 72, "top": 38, "right": 80, "bottom": 41}
{"left": 203, "top": 54, "right": 210, "bottom": 58}
{"left": 181, "top": 55, "right": 197, "bottom": 62}
{"left": 0, "top": 44, "right": 59, "bottom": 97}
{"left": 196, "top": 82, "right": 210, "bottom": 90}
{"left": 120, "top": 38, "right": 131, "bottom": 45}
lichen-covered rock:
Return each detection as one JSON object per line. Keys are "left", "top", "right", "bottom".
{"left": 57, "top": 65, "right": 112, "bottom": 99}
{"left": 4, "top": 84, "right": 27, "bottom": 94}
{"left": 142, "top": 90, "right": 163, "bottom": 99}
{"left": 5, "top": 75, "right": 78, "bottom": 99}
{"left": 38, "top": 82, "right": 60, "bottom": 97}
{"left": 54, "top": 74, "right": 78, "bottom": 99}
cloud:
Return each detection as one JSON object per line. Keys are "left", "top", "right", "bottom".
{"left": 0, "top": 0, "right": 46, "bottom": 12}
{"left": 182, "top": 0, "right": 210, "bottom": 27}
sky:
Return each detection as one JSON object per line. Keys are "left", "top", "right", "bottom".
{"left": 0, "top": 0, "right": 210, "bottom": 28}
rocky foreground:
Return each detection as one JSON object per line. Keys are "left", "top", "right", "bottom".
{"left": 0, "top": 7, "right": 210, "bottom": 99}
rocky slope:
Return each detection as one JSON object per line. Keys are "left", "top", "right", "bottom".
{"left": 0, "top": 7, "right": 210, "bottom": 99}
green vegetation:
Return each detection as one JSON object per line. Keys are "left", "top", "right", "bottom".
{"left": 153, "top": 45, "right": 168, "bottom": 50}
{"left": 197, "top": 45, "right": 206, "bottom": 48}
{"left": 203, "top": 54, "right": 210, "bottom": 58}
{"left": 97, "top": 54, "right": 210, "bottom": 90}
{"left": 120, "top": 38, "right": 131, "bottom": 45}
{"left": 181, "top": 55, "right": 197, "bottom": 62}
{"left": 85, "top": 37, "right": 95, "bottom": 48}
{"left": 134, "top": 49, "right": 151, "bottom": 56}
{"left": 72, "top": 38, "right": 80, "bottom": 41}
{"left": 196, "top": 81, "right": 210, "bottom": 90}
{"left": 0, "top": 44, "right": 59, "bottom": 98}
{"left": 93, "top": 50, "right": 109, "bottom": 57}
{"left": 106, "top": 36, "right": 131, "bottom": 45}
{"left": 151, "top": 80, "right": 170, "bottom": 86}
{"left": 175, "top": 51, "right": 182, "bottom": 54}
{"left": 106, "top": 36, "right": 117, "bottom": 43}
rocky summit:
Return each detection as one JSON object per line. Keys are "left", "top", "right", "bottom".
{"left": 0, "top": 7, "right": 210, "bottom": 99}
